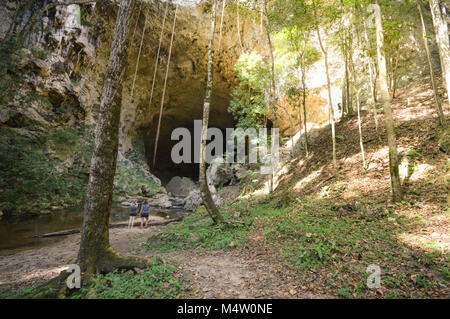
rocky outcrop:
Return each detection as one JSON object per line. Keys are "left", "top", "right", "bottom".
{"left": 183, "top": 189, "right": 203, "bottom": 211}
{"left": 166, "top": 176, "right": 197, "bottom": 197}
{"left": 206, "top": 158, "right": 234, "bottom": 188}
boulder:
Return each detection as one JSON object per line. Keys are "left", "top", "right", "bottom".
{"left": 0, "top": 105, "right": 10, "bottom": 124}
{"left": 149, "top": 193, "right": 172, "bottom": 209}
{"left": 232, "top": 163, "right": 249, "bottom": 181}
{"left": 183, "top": 189, "right": 202, "bottom": 211}
{"left": 166, "top": 176, "right": 197, "bottom": 197}
{"left": 207, "top": 157, "right": 234, "bottom": 188}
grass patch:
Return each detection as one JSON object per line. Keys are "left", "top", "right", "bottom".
{"left": 255, "top": 193, "right": 449, "bottom": 298}
{"left": 0, "top": 257, "right": 185, "bottom": 299}
{"left": 75, "top": 257, "right": 185, "bottom": 299}
{"left": 148, "top": 190, "right": 448, "bottom": 298}
{"left": 147, "top": 205, "right": 254, "bottom": 252}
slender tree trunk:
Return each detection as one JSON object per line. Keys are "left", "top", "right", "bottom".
{"left": 263, "top": 0, "right": 276, "bottom": 110}
{"left": 344, "top": 32, "right": 353, "bottom": 116}
{"left": 391, "top": 50, "right": 400, "bottom": 99}
{"left": 373, "top": 60, "right": 378, "bottom": 103}
{"left": 418, "top": 0, "right": 446, "bottom": 124}
{"left": 263, "top": 0, "right": 276, "bottom": 192}
{"left": 78, "top": 0, "right": 145, "bottom": 274}
{"left": 237, "top": 0, "right": 243, "bottom": 53}
{"left": 200, "top": 0, "right": 224, "bottom": 224}
{"left": 363, "top": 17, "right": 379, "bottom": 132}
{"left": 344, "top": 53, "right": 350, "bottom": 117}
{"left": 218, "top": 0, "right": 226, "bottom": 52}
{"left": 301, "top": 66, "right": 309, "bottom": 155}
{"left": 429, "top": 0, "right": 450, "bottom": 108}
{"left": 315, "top": 22, "right": 337, "bottom": 174}
{"left": 349, "top": 50, "right": 366, "bottom": 169}
{"left": 374, "top": 0, "right": 403, "bottom": 202}
{"left": 356, "top": 90, "right": 366, "bottom": 169}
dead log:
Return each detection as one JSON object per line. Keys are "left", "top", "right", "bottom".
{"left": 32, "top": 217, "right": 183, "bottom": 238}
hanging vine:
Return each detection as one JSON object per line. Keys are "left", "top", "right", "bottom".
{"left": 130, "top": 7, "right": 149, "bottom": 101}
{"left": 152, "top": 4, "right": 178, "bottom": 168}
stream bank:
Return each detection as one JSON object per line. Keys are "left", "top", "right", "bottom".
{"left": 0, "top": 206, "right": 186, "bottom": 256}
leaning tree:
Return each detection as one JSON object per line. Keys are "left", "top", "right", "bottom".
{"left": 77, "top": 0, "right": 146, "bottom": 274}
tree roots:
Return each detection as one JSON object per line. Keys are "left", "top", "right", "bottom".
{"left": 25, "top": 247, "right": 149, "bottom": 298}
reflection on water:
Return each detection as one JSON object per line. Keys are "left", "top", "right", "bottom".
{"left": 0, "top": 206, "right": 185, "bottom": 256}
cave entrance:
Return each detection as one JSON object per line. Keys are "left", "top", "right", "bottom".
{"left": 142, "top": 95, "right": 235, "bottom": 185}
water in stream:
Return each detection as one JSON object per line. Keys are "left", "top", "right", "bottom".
{"left": 0, "top": 206, "right": 185, "bottom": 256}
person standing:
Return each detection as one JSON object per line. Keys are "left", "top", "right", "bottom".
{"left": 128, "top": 200, "right": 138, "bottom": 229}
{"left": 139, "top": 200, "right": 150, "bottom": 228}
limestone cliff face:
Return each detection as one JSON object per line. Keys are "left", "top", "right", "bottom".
{"left": 0, "top": 0, "right": 264, "bottom": 181}
{"left": 0, "top": 0, "right": 440, "bottom": 178}
{"left": 82, "top": 0, "right": 269, "bottom": 180}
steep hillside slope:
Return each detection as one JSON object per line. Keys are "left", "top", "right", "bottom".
{"left": 146, "top": 76, "right": 449, "bottom": 298}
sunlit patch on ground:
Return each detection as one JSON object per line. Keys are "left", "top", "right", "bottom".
{"left": 293, "top": 168, "right": 322, "bottom": 191}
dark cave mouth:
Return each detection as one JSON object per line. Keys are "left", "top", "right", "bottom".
{"left": 143, "top": 118, "right": 275, "bottom": 186}
{"left": 143, "top": 118, "right": 235, "bottom": 185}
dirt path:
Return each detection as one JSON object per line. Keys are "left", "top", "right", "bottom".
{"left": 0, "top": 216, "right": 164, "bottom": 290}
{"left": 160, "top": 250, "right": 329, "bottom": 298}
{"left": 0, "top": 216, "right": 330, "bottom": 298}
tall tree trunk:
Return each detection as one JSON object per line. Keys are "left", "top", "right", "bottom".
{"left": 429, "top": 0, "right": 450, "bottom": 108}
{"left": 313, "top": 7, "right": 337, "bottom": 174}
{"left": 362, "top": 17, "right": 379, "bottom": 132}
{"left": 218, "top": 0, "right": 226, "bottom": 52}
{"left": 373, "top": 60, "right": 378, "bottom": 103}
{"left": 356, "top": 89, "right": 366, "bottom": 169}
{"left": 263, "top": 0, "right": 276, "bottom": 192}
{"left": 345, "top": 31, "right": 353, "bottom": 116}
{"left": 237, "top": 0, "right": 244, "bottom": 53}
{"left": 301, "top": 64, "right": 309, "bottom": 155}
{"left": 199, "top": 0, "right": 224, "bottom": 224}
{"left": 419, "top": 0, "right": 446, "bottom": 124}
{"left": 350, "top": 50, "right": 367, "bottom": 169}
{"left": 78, "top": 0, "right": 145, "bottom": 274}
{"left": 263, "top": 0, "right": 276, "bottom": 112}
{"left": 374, "top": 0, "right": 403, "bottom": 202}
{"left": 391, "top": 50, "right": 400, "bottom": 99}
{"left": 344, "top": 47, "right": 350, "bottom": 117}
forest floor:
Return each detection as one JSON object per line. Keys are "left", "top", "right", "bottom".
{"left": 0, "top": 76, "right": 448, "bottom": 299}
{"left": 144, "top": 76, "right": 449, "bottom": 299}
{"left": 0, "top": 216, "right": 329, "bottom": 298}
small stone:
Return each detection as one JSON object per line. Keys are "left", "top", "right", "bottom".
{"left": 134, "top": 267, "right": 144, "bottom": 274}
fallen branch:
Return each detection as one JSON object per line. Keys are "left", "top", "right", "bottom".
{"left": 32, "top": 217, "right": 183, "bottom": 238}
